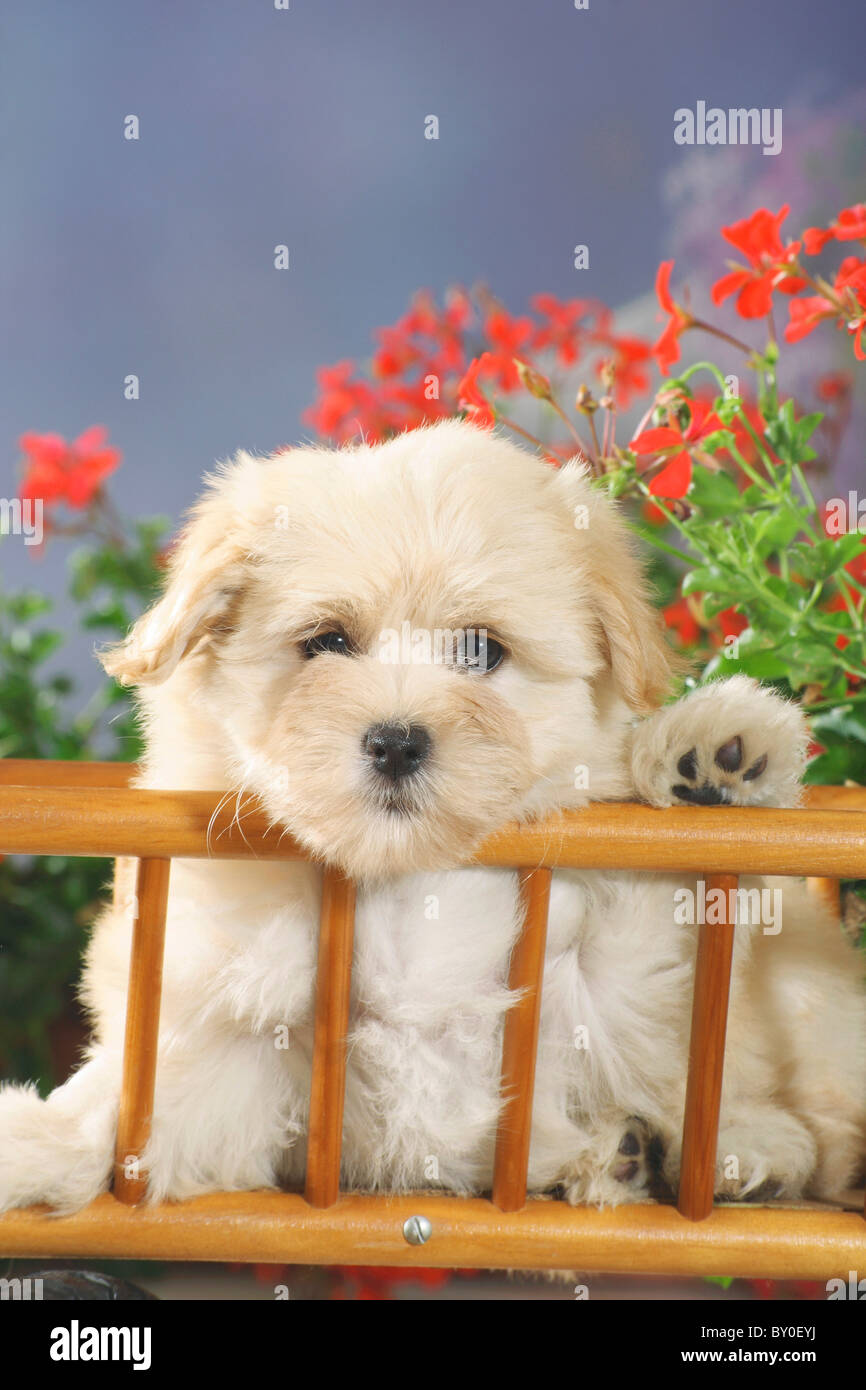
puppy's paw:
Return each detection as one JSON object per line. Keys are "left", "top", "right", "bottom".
{"left": 663, "top": 1113, "right": 817, "bottom": 1204}
{"left": 558, "top": 1116, "right": 656, "bottom": 1207}
{"left": 631, "top": 675, "right": 808, "bottom": 810}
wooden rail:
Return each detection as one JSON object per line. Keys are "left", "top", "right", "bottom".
{"left": 1, "top": 785, "right": 865, "bottom": 876}
{"left": 113, "top": 858, "right": 171, "bottom": 1204}
{"left": 492, "top": 867, "right": 553, "bottom": 1211}
{"left": 305, "top": 870, "right": 357, "bottom": 1208}
{"left": 678, "top": 875, "right": 737, "bottom": 1221}
{"left": 0, "top": 760, "right": 864, "bottom": 1274}
{"left": 0, "top": 1192, "right": 863, "bottom": 1278}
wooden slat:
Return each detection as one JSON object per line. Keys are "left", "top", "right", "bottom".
{"left": 304, "top": 869, "right": 356, "bottom": 1208}
{"left": 677, "top": 874, "right": 737, "bottom": 1222}
{"left": 0, "top": 761, "right": 862, "bottom": 809}
{"left": 0, "top": 759, "right": 137, "bottom": 786}
{"left": 113, "top": 858, "right": 171, "bottom": 1205}
{"left": 1, "top": 787, "right": 865, "bottom": 877}
{"left": 807, "top": 876, "right": 842, "bottom": 917}
{"left": 492, "top": 867, "right": 552, "bottom": 1211}
{"left": 803, "top": 784, "right": 866, "bottom": 810}
{"left": 1, "top": 1190, "right": 864, "bottom": 1277}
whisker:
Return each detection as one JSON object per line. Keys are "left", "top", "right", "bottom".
{"left": 206, "top": 789, "right": 236, "bottom": 856}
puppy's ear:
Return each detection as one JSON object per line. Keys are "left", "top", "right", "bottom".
{"left": 555, "top": 460, "right": 678, "bottom": 712}
{"left": 101, "top": 456, "right": 259, "bottom": 687}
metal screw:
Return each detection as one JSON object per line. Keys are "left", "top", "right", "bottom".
{"left": 402, "top": 1214, "right": 432, "bottom": 1246}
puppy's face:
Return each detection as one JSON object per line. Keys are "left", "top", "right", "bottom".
{"left": 104, "top": 422, "right": 673, "bottom": 879}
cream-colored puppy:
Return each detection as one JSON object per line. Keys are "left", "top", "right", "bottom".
{"left": 1, "top": 420, "right": 864, "bottom": 1212}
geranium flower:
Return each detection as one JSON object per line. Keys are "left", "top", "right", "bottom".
{"left": 784, "top": 255, "right": 866, "bottom": 359}
{"left": 456, "top": 353, "right": 497, "bottom": 428}
{"left": 718, "top": 606, "right": 748, "bottom": 639}
{"left": 386, "top": 288, "right": 470, "bottom": 377}
{"left": 19, "top": 426, "right": 122, "bottom": 509}
{"left": 663, "top": 596, "right": 700, "bottom": 647}
{"left": 630, "top": 397, "right": 725, "bottom": 498}
{"left": 598, "top": 334, "right": 652, "bottom": 409}
{"left": 815, "top": 371, "right": 852, "bottom": 401}
{"left": 530, "top": 293, "right": 587, "bottom": 366}
{"left": 302, "top": 361, "right": 376, "bottom": 441}
{"left": 836, "top": 256, "right": 866, "bottom": 359}
{"left": 784, "top": 294, "right": 837, "bottom": 344}
{"left": 651, "top": 261, "right": 691, "bottom": 376}
{"left": 712, "top": 205, "right": 806, "bottom": 318}
{"left": 482, "top": 310, "right": 534, "bottom": 390}
{"left": 372, "top": 325, "right": 422, "bottom": 379}
{"left": 302, "top": 362, "right": 432, "bottom": 443}
{"left": 803, "top": 203, "right": 866, "bottom": 255}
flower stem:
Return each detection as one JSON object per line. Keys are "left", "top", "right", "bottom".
{"left": 688, "top": 319, "right": 755, "bottom": 357}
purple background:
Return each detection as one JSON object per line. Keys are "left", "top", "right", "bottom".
{"left": 2, "top": 0, "right": 865, "bottom": 682}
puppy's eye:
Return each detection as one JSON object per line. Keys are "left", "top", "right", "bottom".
{"left": 303, "top": 630, "right": 353, "bottom": 659}
{"left": 456, "top": 633, "right": 506, "bottom": 674}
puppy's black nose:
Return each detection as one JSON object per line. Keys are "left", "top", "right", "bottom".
{"left": 363, "top": 723, "right": 431, "bottom": 781}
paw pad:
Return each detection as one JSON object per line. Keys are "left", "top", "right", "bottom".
{"left": 673, "top": 737, "right": 769, "bottom": 807}
{"left": 612, "top": 1119, "right": 652, "bottom": 1185}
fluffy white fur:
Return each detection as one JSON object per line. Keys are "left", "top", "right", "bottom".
{"left": 1, "top": 420, "right": 864, "bottom": 1213}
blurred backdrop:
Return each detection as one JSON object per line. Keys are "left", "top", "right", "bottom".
{"left": 2, "top": 0, "right": 865, "bottom": 678}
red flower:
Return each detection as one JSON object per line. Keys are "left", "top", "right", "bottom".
{"left": 641, "top": 498, "right": 669, "bottom": 526}
{"left": 750, "top": 1279, "right": 778, "bottom": 1301}
{"left": 651, "top": 261, "right": 691, "bottom": 376}
{"left": 784, "top": 254, "right": 866, "bottom": 358}
{"left": 834, "top": 203, "right": 866, "bottom": 241}
{"left": 19, "top": 426, "right": 122, "bottom": 509}
{"left": 784, "top": 294, "right": 836, "bottom": 344}
{"left": 712, "top": 206, "right": 806, "bottom": 318}
{"left": 597, "top": 335, "right": 652, "bottom": 409}
{"left": 334, "top": 1265, "right": 456, "bottom": 1300}
{"left": 836, "top": 255, "right": 866, "bottom": 359}
{"left": 803, "top": 203, "right": 866, "bottom": 254}
{"left": 482, "top": 310, "right": 534, "bottom": 391}
{"left": 391, "top": 288, "right": 470, "bottom": 376}
{"left": 456, "top": 353, "right": 497, "bottom": 428}
{"left": 718, "top": 606, "right": 748, "bottom": 639}
{"left": 815, "top": 370, "right": 852, "bottom": 401}
{"left": 372, "top": 325, "right": 421, "bottom": 379}
{"left": 663, "top": 596, "right": 700, "bottom": 647}
{"left": 630, "top": 397, "right": 725, "bottom": 498}
{"left": 301, "top": 361, "right": 376, "bottom": 441}
{"left": 530, "top": 293, "right": 587, "bottom": 366}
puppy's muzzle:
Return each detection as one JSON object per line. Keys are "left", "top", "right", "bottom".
{"left": 363, "top": 722, "right": 431, "bottom": 783}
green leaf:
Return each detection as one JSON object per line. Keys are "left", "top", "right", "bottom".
{"left": 682, "top": 566, "right": 754, "bottom": 600}
{"left": 687, "top": 467, "right": 744, "bottom": 518}
{"left": 811, "top": 706, "right": 866, "bottom": 747}
{"left": 81, "top": 602, "right": 131, "bottom": 631}
{"left": 805, "top": 744, "right": 866, "bottom": 785}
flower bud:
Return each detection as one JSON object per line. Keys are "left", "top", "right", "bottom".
{"left": 514, "top": 359, "right": 552, "bottom": 400}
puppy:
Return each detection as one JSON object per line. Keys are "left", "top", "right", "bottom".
{"left": 1, "top": 420, "right": 864, "bottom": 1213}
